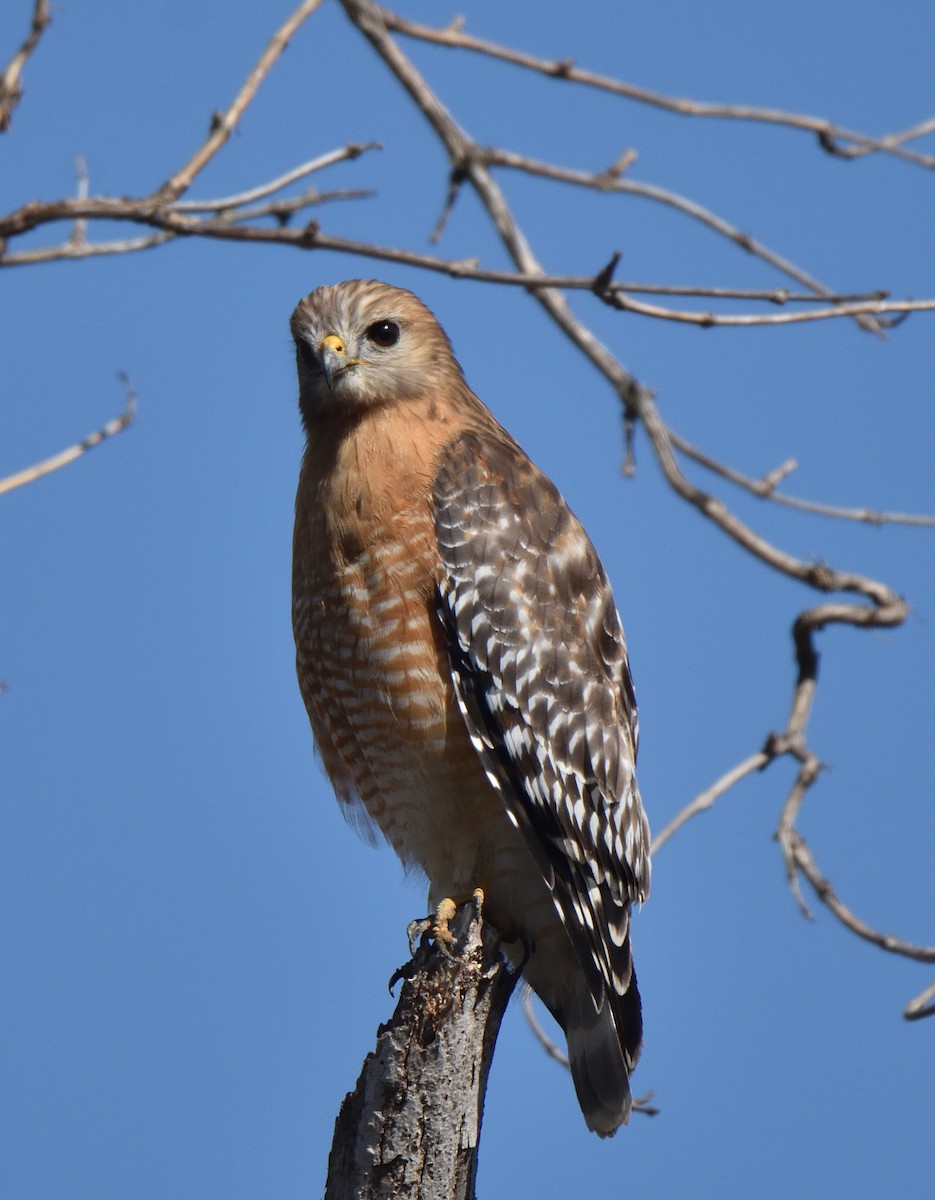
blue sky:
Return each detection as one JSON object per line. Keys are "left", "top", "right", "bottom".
{"left": 2, "top": 2, "right": 933, "bottom": 1197}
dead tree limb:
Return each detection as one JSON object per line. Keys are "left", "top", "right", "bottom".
{"left": 324, "top": 900, "right": 517, "bottom": 1200}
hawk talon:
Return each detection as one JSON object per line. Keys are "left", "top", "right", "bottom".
{"left": 388, "top": 957, "right": 416, "bottom": 994}
{"left": 405, "top": 914, "right": 436, "bottom": 958}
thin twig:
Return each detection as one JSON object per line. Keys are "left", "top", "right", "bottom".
{"left": 230, "top": 186, "right": 376, "bottom": 224}
{"left": 0, "top": 0, "right": 51, "bottom": 132}
{"left": 171, "top": 142, "right": 381, "bottom": 212}
{"left": 158, "top": 0, "right": 328, "bottom": 201}
{"left": 905, "top": 980, "right": 935, "bottom": 1021}
{"left": 777, "top": 822, "right": 935, "bottom": 970}
{"left": 339, "top": 0, "right": 928, "bottom": 1029}
{"left": 521, "top": 990, "right": 570, "bottom": 1067}
{"left": 4, "top": 197, "right": 928, "bottom": 325}
{"left": 0, "top": 179, "right": 375, "bottom": 268}
{"left": 669, "top": 430, "right": 935, "bottom": 527}
{"left": 603, "top": 290, "right": 935, "bottom": 328}
{"left": 0, "top": 377, "right": 136, "bottom": 497}
{"left": 341, "top": 0, "right": 912, "bottom": 611}
{"left": 3, "top": 172, "right": 931, "bottom": 332}
{"left": 0, "top": 231, "right": 176, "bottom": 267}
{"left": 383, "top": 10, "right": 935, "bottom": 170}
{"left": 650, "top": 751, "right": 771, "bottom": 854}
{"left": 70, "top": 155, "right": 89, "bottom": 249}
{"left": 485, "top": 147, "right": 882, "bottom": 333}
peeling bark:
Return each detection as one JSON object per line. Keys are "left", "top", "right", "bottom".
{"left": 324, "top": 901, "right": 517, "bottom": 1200}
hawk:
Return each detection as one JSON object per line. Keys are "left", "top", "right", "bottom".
{"left": 291, "top": 279, "right": 650, "bottom": 1136}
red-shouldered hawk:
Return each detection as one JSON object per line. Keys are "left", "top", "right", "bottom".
{"left": 291, "top": 280, "right": 650, "bottom": 1136}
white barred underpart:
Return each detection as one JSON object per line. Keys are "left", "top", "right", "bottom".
{"left": 433, "top": 430, "right": 651, "bottom": 1009}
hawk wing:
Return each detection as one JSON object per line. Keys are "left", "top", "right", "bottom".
{"left": 433, "top": 429, "right": 650, "bottom": 1028}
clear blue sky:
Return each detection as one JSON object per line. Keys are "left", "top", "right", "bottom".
{"left": 2, "top": 3, "right": 933, "bottom": 1197}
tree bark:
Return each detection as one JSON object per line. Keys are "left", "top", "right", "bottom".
{"left": 324, "top": 899, "right": 517, "bottom": 1200}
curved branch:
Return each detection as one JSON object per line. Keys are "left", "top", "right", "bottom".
{"left": 0, "top": 0, "right": 50, "bottom": 132}
{"left": 171, "top": 142, "right": 381, "bottom": 212}
{"left": 382, "top": 10, "right": 935, "bottom": 170}
{"left": 485, "top": 147, "right": 883, "bottom": 331}
{"left": 157, "top": 0, "right": 328, "bottom": 201}
{"left": 650, "top": 751, "right": 770, "bottom": 854}
{"left": 668, "top": 431, "right": 935, "bottom": 528}
{"left": 337, "top": 0, "right": 930, "bottom": 1027}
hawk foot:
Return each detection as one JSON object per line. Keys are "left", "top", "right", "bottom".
{"left": 410, "top": 888, "right": 485, "bottom": 957}
{"left": 388, "top": 889, "right": 486, "bottom": 991}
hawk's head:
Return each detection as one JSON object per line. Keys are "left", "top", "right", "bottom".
{"left": 291, "top": 279, "right": 465, "bottom": 428}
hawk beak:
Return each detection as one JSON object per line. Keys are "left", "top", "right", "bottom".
{"left": 319, "top": 333, "right": 362, "bottom": 392}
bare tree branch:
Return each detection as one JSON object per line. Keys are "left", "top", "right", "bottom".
{"left": 650, "top": 751, "right": 770, "bottom": 854}
{"left": 0, "top": 18, "right": 929, "bottom": 338}
{"left": 338, "top": 0, "right": 930, "bottom": 1029}
{"left": 382, "top": 9, "right": 935, "bottom": 170}
{"left": 0, "top": 377, "right": 136, "bottom": 497}
{"left": 171, "top": 142, "right": 381, "bottom": 212}
{"left": 0, "top": 0, "right": 50, "bottom": 132}
{"left": 157, "top": 0, "right": 328, "bottom": 202}
{"left": 324, "top": 899, "right": 516, "bottom": 1200}
{"left": 905, "top": 979, "right": 935, "bottom": 1021}
{"left": 485, "top": 147, "right": 883, "bottom": 333}
{"left": 777, "top": 812, "right": 935, "bottom": 972}
{"left": 601, "top": 290, "right": 935, "bottom": 328}
{"left": 668, "top": 430, "right": 935, "bottom": 527}
{"left": 6, "top": 178, "right": 931, "bottom": 328}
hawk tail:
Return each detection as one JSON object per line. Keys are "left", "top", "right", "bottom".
{"left": 565, "top": 967, "right": 642, "bottom": 1138}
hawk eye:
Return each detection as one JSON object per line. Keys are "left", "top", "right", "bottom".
{"left": 365, "top": 320, "right": 400, "bottom": 348}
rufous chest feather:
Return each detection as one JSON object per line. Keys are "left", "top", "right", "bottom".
{"left": 292, "top": 407, "right": 460, "bottom": 762}
{"left": 294, "top": 410, "right": 446, "bottom": 601}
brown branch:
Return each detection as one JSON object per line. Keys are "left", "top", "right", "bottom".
{"left": 0, "top": 377, "right": 136, "bottom": 497}
{"left": 338, "top": 0, "right": 930, "bottom": 1031}
{"left": 484, "top": 147, "right": 882, "bottom": 332}
{"left": 3, "top": 187, "right": 916, "bottom": 319}
{"left": 669, "top": 430, "right": 935, "bottom": 528}
{"left": 650, "top": 751, "right": 770, "bottom": 854}
{"left": 597, "top": 284, "right": 891, "bottom": 305}
{"left": 823, "top": 114, "right": 935, "bottom": 163}
{"left": 324, "top": 898, "right": 516, "bottom": 1200}
{"left": 0, "top": 175, "right": 376, "bottom": 268}
{"left": 777, "top": 798, "right": 935, "bottom": 1023}
{"left": 157, "top": 0, "right": 328, "bottom": 202}
{"left": 653, "top": 597, "right": 934, "bottom": 1021}
{"left": 2, "top": 136, "right": 927, "bottom": 333}
{"left": 339, "top": 0, "right": 911, "bottom": 624}
{"left": 602, "top": 290, "right": 935, "bottom": 328}
{"left": 5, "top": 188, "right": 929, "bottom": 326}
{"left": 0, "top": 0, "right": 50, "bottom": 132}
{"left": 170, "top": 142, "right": 381, "bottom": 212}
{"left": 382, "top": 10, "right": 935, "bottom": 170}
{"left": 777, "top": 818, "right": 935, "bottom": 972}
{"left": 339, "top": 0, "right": 645, "bottom": 417}
{"left": 520, "top": 989, "right": 570, "bottom": 1068}
{"left": 905, "top": 980, "right": 935, "bottom": 1021}
{"left": 231, "top": 186, "right": 376, "bottom": 224}
{"left": 637, "top": 391, "right": 912, "bottom": 618}
{"left": 1, "top": 231, "right": 176, "bottom": 267}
